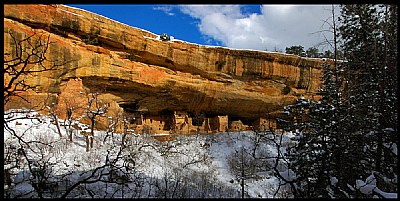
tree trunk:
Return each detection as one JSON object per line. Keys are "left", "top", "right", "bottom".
{"left": 52, "top": 114, "right": 62, "bottom": 138}
{"left": 68, "top": 121, "right": 73, "bottom": 142}
{"left": 121, "top": 132, "right": 127, "bottom": 148}
{"left": 90, "top": 137, "right": 94, "bottom": 149}
{"left": 375, "top": 134, "right": 383, "bottom": 172}
{"left": 90, "top": 118, "right": 95, "bottom": 138}
{"left": 69, "top": 129, "right": 73, "bottom": 142}
{"left": 241, "top": 148, "right": 245, "bottom": 199}
{"left": 67, "top": 108, "right": 73, "bottom": 141}
{"left": 85, "top": 136, "right": 90, "bottom": 152}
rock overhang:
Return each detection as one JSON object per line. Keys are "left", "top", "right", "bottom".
{"left": 4, "top": 4, "right": 331, "bottom": 128}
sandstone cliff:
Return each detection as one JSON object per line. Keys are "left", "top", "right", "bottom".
{"left": 4, "top": 4, "right": 329, "bottom": 133}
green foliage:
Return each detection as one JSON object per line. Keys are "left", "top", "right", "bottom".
{"left": 128, "top": 51, "right": 136, "bottom": 61}
{"left": 337, "top": 5, "right": 398, "bottom": 194}
{"left": 284, "top": 62, "right": 342, "bottom": 198}
{"left": 284, "top": 46, "right": 343, "bottom": 59}
{"left": 160, "top": 33, "right": 170, "bottom": 41}
{"left": 321, "top": 50, "right": 333, "bottom": 58}
{"left": 282, "top": 4, "right": 398, "bottom": 198}
{"left": 50, "top": 26, "right": 68, "bottom": 37}
{"left": 305, "top": 47, "right": 321, "bottom": 58}
{"left": 285, "top": 45, "right": 306, "bottom": 57}
{"left": 90, "top": 26, "right": 100, "bottom": 36}
{"left": 82, "top": 35, "right": 99, "bottom": 45}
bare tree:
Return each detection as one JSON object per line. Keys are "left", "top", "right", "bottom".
{"left": 3, "top": 30, "right": 75, "bottom": 197}
{"left": 104, "top": 110, "right": 123, "bottom": 144}
{"left": 4, "top": 30, "right": 71, "bottom": 106}
{"left": 228, "top": 141, "right": 257, "bottom": 198}
{"left": 44, "top": 97, "right": 63, "bottom": 138}
{"left": 3, "top": 29, "right": 145, "bottom": 199}
{"left": 60, "top": 96, "right": 86, "bottom": 143}
{"left": 84, "top": 90, "right": 109, "bottom": 151}
{"left": 4, "top": 112, "right": 143, "bottom": 198}
{"left": 4, "top": 29, "right": 77, "bottom": 138}
{"left": 311, "top": 4, "right": 343, "bottom": 61}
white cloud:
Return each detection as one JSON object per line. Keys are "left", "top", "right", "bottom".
{"left": 179, "top": 5, "right": 244, "bottom": 19}
{"left": 178, "top": 4, "right": 340, "bottom": 52}
{"left": 153, "top": 5, "right": 175, "bottom": 16}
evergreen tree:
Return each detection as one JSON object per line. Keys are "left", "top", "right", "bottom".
{"left": 279, "top": 4, "right": 397, "bottom": 198}
{"left": 321, "top": 50, "right": 333, "bottom": 59}
{"left": 376, "top": 5, "right": 397, "bottom": 182}
{"left": 337, "top": 4, "right": 397, "bottom": 197}
{"left": 282, "top": 5, "right": 344, "bottom": 198}
{"left": 284, "top": 60, "right": 342, "bottom": 198}
{"left": 160, "top": 33, "right": 170, "bottom": 41}
{"left": 285, "top": 45, "right": 306, "bottom": 57}
{"left": 284, "top": 97, "right": 320, "bottom": 198}
{"left": 306, "top": 47, "right": 321, "bottom": 58}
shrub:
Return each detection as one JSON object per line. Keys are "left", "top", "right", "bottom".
{"left": 128, "top": 52, "right": 136, "bottom": 61}
{"left": 282, "top": 85, "right": 291, "bottom": 95}
{"left": 82, "top": 35, "right": 99, "bottom": 45}
{"left": 160, "top": 33, "right": 170, "bottom": 41}
{"left": 50, "top": 26, "right": 68, "bottom": 37}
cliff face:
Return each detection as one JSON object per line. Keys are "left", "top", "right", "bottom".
{"left": 4, "top": 4, "right": 327, "bottom": 132}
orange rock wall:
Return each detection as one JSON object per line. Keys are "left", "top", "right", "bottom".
{"left": 4, "top": 4, "right": 330, "bottom": 133}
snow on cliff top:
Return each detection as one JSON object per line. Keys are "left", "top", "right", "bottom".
{"left": 61, "top": 4, "right": 329, "bottom": 62}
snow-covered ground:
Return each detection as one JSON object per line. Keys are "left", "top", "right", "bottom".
{"left": 4, "top": 109, "right": 293, "bottom": 198}
{"left": 3, "top": 109, "right": 397, "bottom": 198}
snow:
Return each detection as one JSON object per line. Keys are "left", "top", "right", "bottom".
{"left": 143, "top": 35, "right": 157, "bottom": 40}
{"left": 4, "top": 109, "right": 397, "bottom": 198}
{"left": 59, "top": 5, "right": 334, "bottom": 62}
{"left": 331, "top": 176, "right": 338, "bottom": 186}
{"left": 384, "top": 127, "right": 395, "bottom": 132}
{"left": 150, "top": 133, "right": 169, "bottom": 136}
{"left": 355, "top": 174, "right": 398, "bottom": 199}
{"left": 2, "top": 110, "right": 280, "bottom": 198}
{"left": 57, "top": 8, "right": 84, "bottom": 17}
{"left": 384, "top": 142, "right": 397, "bottom": 156}
{"left": 356, "top": 179, "right": 375, "bottom": 195}
{"left": 374, "top": 188, "right": 398, "bottom": 199}
{"left": 279, "top": 169, "right": 296, "bottom": 182}
{"left": 62, "top": 5, "right": 160, "bottom": 39}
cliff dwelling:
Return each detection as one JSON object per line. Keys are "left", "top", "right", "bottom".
{"left": 3, "top": 4, "right": 330, "bottom": 136}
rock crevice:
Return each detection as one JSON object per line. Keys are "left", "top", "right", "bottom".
{"left": 4, "top": 4, "right": 329, "bottom": 133}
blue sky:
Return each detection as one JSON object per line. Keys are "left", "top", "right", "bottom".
{"left": 68, "top": 4, "right": 339, "bottom": 52}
